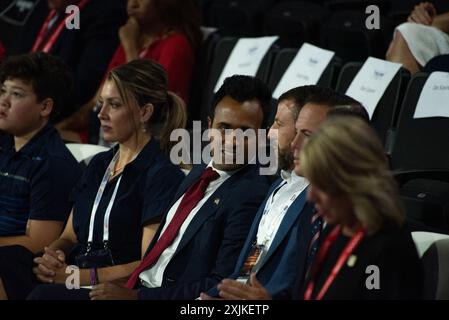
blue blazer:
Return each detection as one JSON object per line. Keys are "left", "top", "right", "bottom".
{"left": 137, "top": 164, "right": 270, "bottom": 300}
{"left": 206, "top": 177, "right": 315, "bottom": 299}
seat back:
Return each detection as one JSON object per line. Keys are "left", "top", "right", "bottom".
{"left": 207, "top": 0, "right": 275, "bottom": 37}
{"left": 336, "top": 61, "right": 409, "bottom": 145}
{"left": 0, "top": 0, "right": 49, "bottom": 54}
{"left": 320, "top": 9, "right": 393, "bottom": 62}
{"left": 412, "top": 232, "right": 449, "bottom": 300}
{"left": 188, "top": 29, "right": 221, "bottom": 124}
{"left": 200, "top": 36, "right": 278, "bottom": 124}
{"left": 396, "top": 170, "right": 449, "bottom": 235}
{"left": 263, "top": 1, "right": 329, "bottom": 48}
{"left": 268, "top": 48, "right": 342, "bottom": 92}
{"left": 390, "top": 73, "right": 449, "bottom": 171}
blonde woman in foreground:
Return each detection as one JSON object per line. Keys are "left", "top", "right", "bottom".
{"left": 300, "top": 116, "right": 422, "bottom": 300}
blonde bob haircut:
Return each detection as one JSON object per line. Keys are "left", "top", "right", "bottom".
{"left": 300, "top": 116, "right": 405, "bottom": 235}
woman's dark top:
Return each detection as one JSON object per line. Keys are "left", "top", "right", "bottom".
{"left": 69, "top": 139, "right": 185, "bottom": 265}
{"left": 304, "top": 224, "right": 423, "bottom": 300}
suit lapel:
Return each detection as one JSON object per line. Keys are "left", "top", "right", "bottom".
{"left": 257, "top": 187, "right": 309, "bottom": 272}
{"left": 143, "top": 164, "right": 207, "bottom": 257}
{"left": 171, "top": 164, "right": 206, "bottom": 207}
{"left": 233, "top": 178, "right": 284, "bottom": 274}
{"left": 172, "top": 165, "right": 253, "bottom": 256}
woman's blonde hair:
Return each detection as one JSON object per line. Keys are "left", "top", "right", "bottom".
{"left": 300, "top": 116, "right": 405, "bottom": 234}
{"left": 107, "top": 59, "right": 187, "bottom": 155}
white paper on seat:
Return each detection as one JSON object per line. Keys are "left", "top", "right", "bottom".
{"left": 413, "top": 71, "right": 449, "bottom": 119}
{"left": 412, "top": 231, "right": 449, "bottom": 257}
{"left": 273, "top": 43, "right": 335, "bottom": 99}
{"left": 214, "top": 36, "right": 279, "bottom": 93}
{"left": 345, "top": 57, "right": 402, "bottom": 120}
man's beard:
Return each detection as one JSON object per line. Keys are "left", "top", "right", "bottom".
{"left": 278, "top": 148, "right": 294, "bottom": 171}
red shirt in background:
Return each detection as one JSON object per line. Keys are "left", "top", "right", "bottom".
{"left": 0, "top": 42, "right": 5, "bottom": 62}
{"left": 107, "top": 32, "right": 195, "bottom": 105}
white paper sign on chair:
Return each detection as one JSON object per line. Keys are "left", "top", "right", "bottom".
{"left": 214, "top": 36, "right": 279, "bottom": 93}
{"left": 414, "top": 72, "right": 449, "bottom": 119}
{"left": 273, "top": 43, "right": 335, "bottom": 99}
{"left": 345, "top": 57, "right": 402, "bottom": 120}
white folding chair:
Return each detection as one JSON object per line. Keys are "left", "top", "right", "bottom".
{"left": 412, "top": 231, "right": 449, "bottom": 300}
{"left": 66, "top": 143, "right": 109, "bottom": 164}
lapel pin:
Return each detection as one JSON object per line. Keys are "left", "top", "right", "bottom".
{"left": 214, "top": 198, "right": 220, "bottom": 205}
{"left": 347, "top": 254, "right": 357, "bottom": 267}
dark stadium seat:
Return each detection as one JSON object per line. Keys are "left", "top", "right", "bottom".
{"left": 396, "top": 170, "right": 449, "bottom": 235}
{"left": 199, "top": 36, "right": 279, "bottom": 125}
{"left": 390, "top": 73, "right": 449, "bottom": 171}
{"left": 335, "top": 61, "right": 410, "bottom": 145}
{"left": 188, "top": 30, "right": 221, "bottom": 124}
{"left": 263, "top": 1, "right": 329, "bottom": 48}
{"left": 206, "top": 0, "right": 275, "bottom": 37}
{"left": 267, "top": 47, "right": 342, "bottom": 93}
{"left": 320, "top": 9, "right": 394, "bottom": 62}
{"left": 0, "top": 0, "right": 49, "bottom": 55}
{"left": 424, "top": 54, "right": 449, "bottom": 73}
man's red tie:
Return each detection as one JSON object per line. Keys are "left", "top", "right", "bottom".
{"left": 125, "top": 167, "right": 220, "bottom": 289}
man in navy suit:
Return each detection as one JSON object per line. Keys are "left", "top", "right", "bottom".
{"left": 201, "top": 86, "right": 367, "bottom": 300}
{"left": 85, "top": 75, "right": 272, "bottom": 300}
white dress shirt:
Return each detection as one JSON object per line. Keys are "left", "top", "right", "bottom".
{"left": 256, "top": 170, "right": 309, "bottom": 252}
{"left": 139, "top": 163, "right": 235, "bottom": 288}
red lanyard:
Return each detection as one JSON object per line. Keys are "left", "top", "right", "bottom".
{"left": 304, "top": 224, "right": 365, "bottom": 300}
{"left": 31, "top": 0, "right": 90, "bottom": 53}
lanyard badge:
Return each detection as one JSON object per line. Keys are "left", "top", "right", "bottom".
{"left": 87, "top": 151, "right": 123, "bottom": 252}
{"left": 236, "top": 243, "right": 267, "bottom": 284}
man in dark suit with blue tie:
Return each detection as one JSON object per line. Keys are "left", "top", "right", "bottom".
{"left": 201, "top": 86, "right": 367, "bottom": 300}
{"left": 86, "top": 75, "right": 272, "bottom": 300}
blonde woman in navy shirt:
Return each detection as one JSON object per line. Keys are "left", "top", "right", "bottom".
{"left": 1, "top": 59, "right": 186, "bottom": 299}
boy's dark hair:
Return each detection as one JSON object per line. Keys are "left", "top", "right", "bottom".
{"left": 0, "top": 52, "right": 72, "bottom": 119}
{"left": 210, "top": 75, "right": 272, "bottom": 128}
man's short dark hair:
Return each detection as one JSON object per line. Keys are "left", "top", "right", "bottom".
{"left": 302, "top": 86, "right": 361, "bottom": 108}
{"left": 210, "top": 75, "right": 272, "bottom": 128}
{"left": 278, "top": 85, "right": 322, "bottom": 120}
{"left": 327, "top": 104, "right": 370, "bottom": 123}
{"left": 0, "top": 52, "right": 72, "bottom": 119}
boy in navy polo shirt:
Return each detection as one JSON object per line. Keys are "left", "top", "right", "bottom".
{"left": 0, "top": 52, "right": 81, "bottom": 258}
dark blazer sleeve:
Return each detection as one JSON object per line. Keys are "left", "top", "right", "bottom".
{"left": 274, "top": 201, "right": 315, "bottom": 300}
{"left": 137, "top": 178, "right": 270, "bottom": 300}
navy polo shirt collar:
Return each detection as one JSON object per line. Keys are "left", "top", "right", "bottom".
{"left": 106, "top": 138, "right": 161, "bottom": 172}
{"left": 0, "top": 134, "right": 14, "bottom": 154}
{"left": 0, "top": 124, "right": 54, "bottom": 157}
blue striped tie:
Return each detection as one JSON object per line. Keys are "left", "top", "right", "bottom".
{"left": 305, "top": 210, "right": 323, "bottom": 276}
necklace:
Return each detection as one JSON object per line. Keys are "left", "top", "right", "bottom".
{"left": 111, "top": 163, "right": 126, "bottom": 176}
